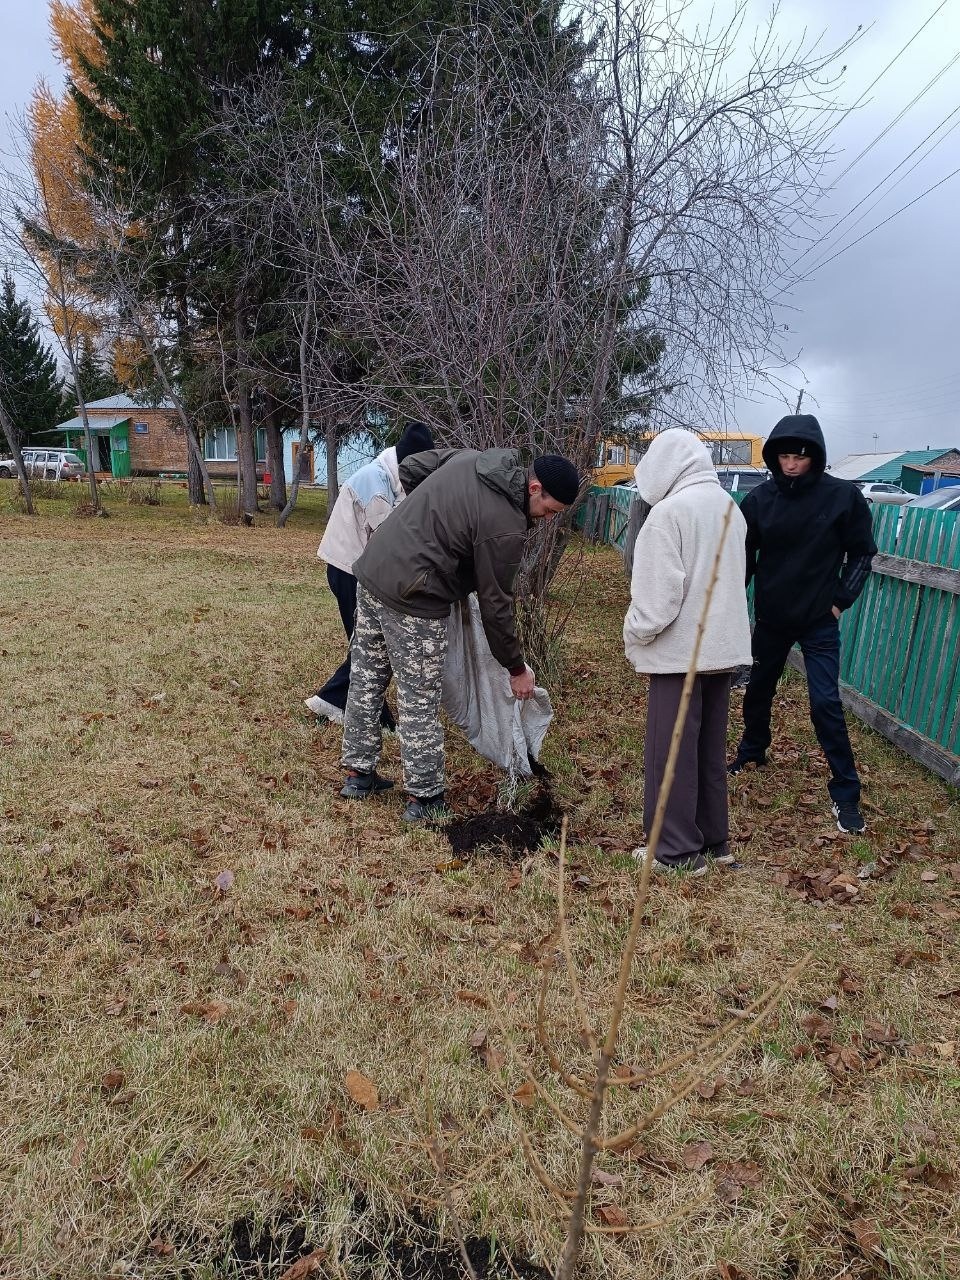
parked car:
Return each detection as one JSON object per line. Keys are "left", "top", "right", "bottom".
{"left": 19, "top": 447, "right": 87, "bottom": 480}
{"left": 715, "top": 467, "right": 768, "bottom": 493}
{"left": 854, "top": 481, "right": 911, "bottom": 505}
{"left": 904, "top": 486, "right": 960, "bottom": 513}
{"left": 894, "top": 484, "right": 960, "bottom": 541}
{"left": 0, "top": 456, "right": 16, "bottom": 479}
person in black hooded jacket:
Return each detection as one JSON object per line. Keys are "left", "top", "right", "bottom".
{"left": 729, "top": 414, "right": 877, "bottom": 833}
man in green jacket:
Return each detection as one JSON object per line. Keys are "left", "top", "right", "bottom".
{"left": 339, "top": 447, "right": 580, "bottom": 822}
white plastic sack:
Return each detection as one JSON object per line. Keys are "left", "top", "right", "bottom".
{"left": 441, "top": 595, "right": 553, "bottom": 778}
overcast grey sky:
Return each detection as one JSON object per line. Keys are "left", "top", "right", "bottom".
{"left": 1, "top": 0, "right": 958, "bottom": 462}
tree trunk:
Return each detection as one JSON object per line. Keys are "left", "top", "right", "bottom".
{"left": 325, "top": 421, "right": 340, "bottom": 511}
{"left": 236, "top": 382, "right": 259, "bottom": 517}
{"left": 187, "top": 447, "right": 205, "bottom": 504}
{"left": 63, "top": 339, "right": 102, "bottom": 514}
{"left": 263, "top": 391, "right": 288, "bottom": 511}
{"left": 0, "top": 397, "right": 34, "bottom": 514}
{"left": 122, "top": 296, "right": 217, "bottom": 507}
{"left": 277, "top": 282, "right": 314, "bottom": 530}
{"left": 172, "top": 221, "right": 206, "bottom": 505}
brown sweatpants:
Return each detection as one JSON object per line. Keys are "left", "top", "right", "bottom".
{"left": 644, "top": 672, "right": 732, "bottom": 864}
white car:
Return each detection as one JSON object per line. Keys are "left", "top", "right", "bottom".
{"left": 904, "top": 486, "right": 960, "bottom": 513}
{"left": 854, "top": 481, "right": 911, "bottom": 505}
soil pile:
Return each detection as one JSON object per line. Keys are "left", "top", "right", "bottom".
{"left": 445, "top": 780, "right": 562, "bottom": 858}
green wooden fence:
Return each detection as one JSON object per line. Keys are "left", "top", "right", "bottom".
{"left": 580, "top": 486, "right": 960, "bottom": 785}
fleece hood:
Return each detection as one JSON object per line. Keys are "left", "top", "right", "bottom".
{"left": 634, "top": 429, "right": 720, "bottom": 506}
{"left": 762, "top": 414, "right": 827, "bottom": 492}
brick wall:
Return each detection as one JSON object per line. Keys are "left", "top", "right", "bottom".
{"left": 88, "top": 409, "right": 267, "bottom": 479}
{"left": 85, "top": 409, "right": 190, "bottom": 475}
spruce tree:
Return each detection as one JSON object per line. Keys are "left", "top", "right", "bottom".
{"left": 0, "top": 274, "right": 63, "bottom": 446}
{"left": 59, "top": 334, "right": 121, "bottom": 416}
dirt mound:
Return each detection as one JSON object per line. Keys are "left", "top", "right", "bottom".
{"left": 213, "top": 1201, "right": 551, "bottom": 1278}
{"left": 445, "top": 782, "right": 562, "bottom": 859}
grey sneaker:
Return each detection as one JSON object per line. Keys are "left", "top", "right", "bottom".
{"left": 704, "top": 844, "right": 737, "bottom": 866}
{"left": 402, "top": 794, "right": 448, "bottom": 824}
{"left": 832, "top": 801, "right": 865, "bottom": 834}
{"left": 339, "top": 771, "right": 393, "bottom": 799}
{"left": 305, "top": 695, "right": 344, "bottom": 723}
{"left": 634, "top": 848, "right": 709, "bottom": 877}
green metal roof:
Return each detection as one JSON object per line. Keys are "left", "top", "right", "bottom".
{"left": 858, "top": 449, "right": 956, "bottom": 483}
{"left": 42, "top": 414, "right": 132, "bottom": 435}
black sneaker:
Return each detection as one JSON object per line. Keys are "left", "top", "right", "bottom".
{"left": 339, "top": 771, "right": 394, "bottom": 799}
{"left": 727, "top": 755, "right": 766, "bottom": 776}
{"left": 832, "top": 801, "right": 865, "bottom": 834}
{"left": 402, "top": 793, "right": 448, "bottom": 824}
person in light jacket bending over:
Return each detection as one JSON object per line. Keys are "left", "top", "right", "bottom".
{"left": 624, "top": 429, "right": 752, "bottom": 876}
{"left": 306, "top": 421, "right": 434, "bottom": 727}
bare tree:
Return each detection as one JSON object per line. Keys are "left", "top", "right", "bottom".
{"left": 1, "top": 125, "right": 105, "bottom": 514}
{"left": 205, "top": 73, "right": 368, "bottom": 525}
{"left": 0, "top": 379, "right": 34, "bottom": 514}
{"left": 309, "top": 0, "right": 849, "bottom": 661}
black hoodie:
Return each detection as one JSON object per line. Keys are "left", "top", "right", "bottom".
{"left": 740, "top": 414, "right": 877, "bottom": 632}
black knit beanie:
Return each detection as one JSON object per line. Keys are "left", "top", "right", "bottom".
{"left": 396, "top": 421, "right": 434, "bottom": 463}
{"left": 533, "top": 454, "right": 580, "bottom": 505}
{"left": 773, "top": 437, "right": 810, "bottom": 457}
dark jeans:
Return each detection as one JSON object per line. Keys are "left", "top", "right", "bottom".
{"left": 737, "top": 616, "right": 860, "bottom": 807}
{"left": 645, "top": 673, "right": 732, "bottom": 865}
{"left": 317, "top": 565, "right": 395, "bottom": 730}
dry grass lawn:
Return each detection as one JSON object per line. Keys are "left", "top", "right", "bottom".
{"left": 1, "top": 485, "right": 958, "bottom": 1280}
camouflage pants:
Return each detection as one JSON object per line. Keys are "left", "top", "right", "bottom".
{"left": 341, "top": 586, "right": 449, "bottom": 798}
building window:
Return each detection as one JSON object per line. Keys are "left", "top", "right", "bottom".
{"left": 205, "top": 427, "right": 236, "bottom": 461}
{"left": 203, "top": 427, "right": 267, "bottom": 463}
{"left": 607, "top": 444, "right": 626, "bottom": 466}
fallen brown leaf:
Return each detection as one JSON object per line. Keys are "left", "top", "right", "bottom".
{"left": 100, "top": 1070, "right": 126, "bottom": 1093}
{"left": 278, "top": 1249, "right": 329, "bottom": 1280}
{"left": 511, "top": 1081, "right": 537, "bottom": 1107}
{"left": 455, "top": 989, "right": 489, "bottom": 1008}
{"left": 344, "top": 1070, "right": 379, "bottom": 1111}
{"left": 180, "top": 999, "right": 229, "bottom": 1024}
{"left": 849, "top": 1217, "right": 882, "bottom": 1255}
{"left": 718, "top": 1264, "right": 757, "bottom": 1280}
{"left": 681, "top": 1139, "right": 713, "bottom": 1171}
{"left": 595, "top": 1204, "right": 629, "bottom": 1229}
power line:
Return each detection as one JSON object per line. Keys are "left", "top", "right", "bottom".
{"left": 816, "top": 0, "right": 956, "bottom": 149}
{"left": 787, "top": 96, "right": 960, "bottom": 280}
{"left": 830, "top": 49, "right": 960, "bottom": 188}
{"left": 791, "top": 162, "right": 960, "bottom": 286}
{"left": 777, "top": 2, "right": 958, "bottom": 280}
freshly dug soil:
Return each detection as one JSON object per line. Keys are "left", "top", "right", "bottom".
{"left": 445, "top": 780, "right": 562, "bottom": 859}
{"left": 203, "top": 1201, "right": 551, "bottom": 1278}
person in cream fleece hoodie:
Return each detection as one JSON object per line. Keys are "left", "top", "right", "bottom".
{"left": 624, "top": 429, "right": 752, "bottom": 875}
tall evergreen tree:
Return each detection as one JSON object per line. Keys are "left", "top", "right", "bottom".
{"left": 0, "top": 274, "right": 63, "bottom": 446}
{"left": 59, "top": 334, "right": 121, "bottom": 415}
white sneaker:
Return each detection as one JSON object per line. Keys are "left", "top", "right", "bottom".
{"left": 304, "top": 695, "right": 344, "bottom": 723}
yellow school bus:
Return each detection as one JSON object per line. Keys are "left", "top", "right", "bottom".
{"left": 594, "top": 430, "right": 765, "bottom": 486}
